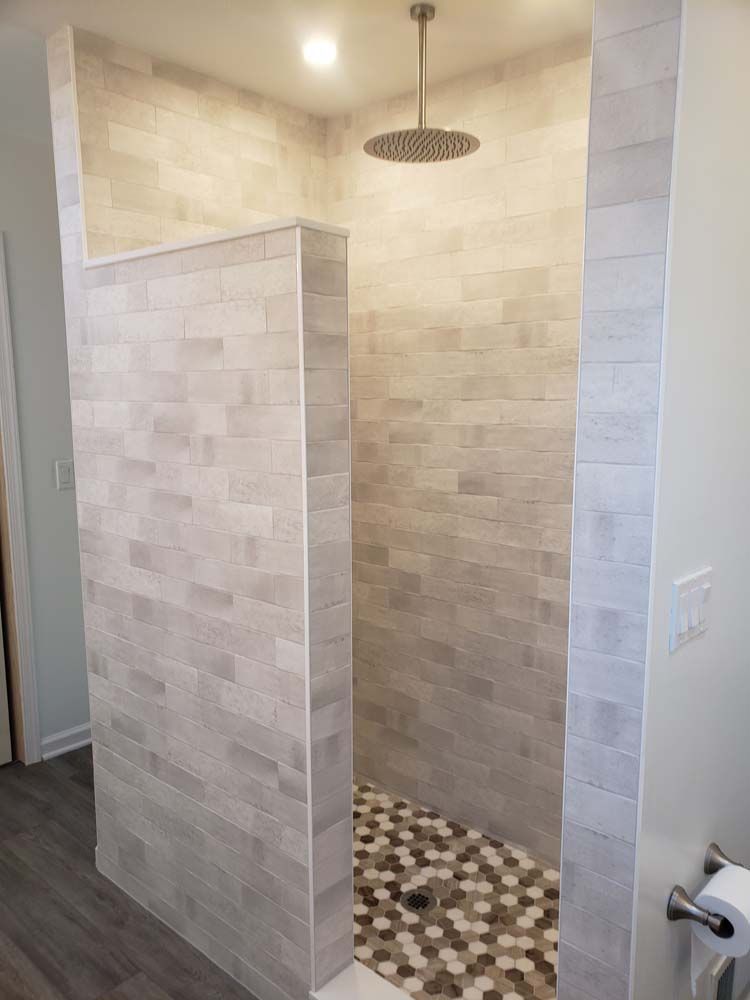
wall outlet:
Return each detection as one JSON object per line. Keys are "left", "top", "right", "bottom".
{"left": 55, "top": 459, "right": 74, "bottom": 491}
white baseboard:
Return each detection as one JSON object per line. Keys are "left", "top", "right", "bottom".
{"left": 41, "top": 722, "right": 91, "bottom": 760}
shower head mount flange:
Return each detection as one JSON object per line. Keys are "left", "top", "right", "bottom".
{"left": 410, "top": 3, "right": 435, "bottom": 21}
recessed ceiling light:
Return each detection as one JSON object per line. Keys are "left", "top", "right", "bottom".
{"left": 303, "top": 38, "right": 337, "bottom": 67}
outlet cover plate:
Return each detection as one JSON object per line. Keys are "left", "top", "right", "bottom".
{"left": 670, "top": 567, "right": 712, "bottom": 652}
{"left": 55, "top": 459, "right": 74, "bottom": 491}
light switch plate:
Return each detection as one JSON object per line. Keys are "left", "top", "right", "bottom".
{"left": 670, "top": 567, "right": 712, "bottom": 652}
{"left": 55, "top": 459, "right": 74, "bottom": 491}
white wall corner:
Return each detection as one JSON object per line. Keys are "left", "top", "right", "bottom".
{"left": 0, "top": 233, "right": 41, "bottom": 763}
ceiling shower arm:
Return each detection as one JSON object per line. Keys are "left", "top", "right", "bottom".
{"left": 362, "top": 2, "right": 478, "bottom": 162}
{"left": 417, "top": 8, "right": 427, "bottom": 128}
{"left": 411, "top": 4, "right": 435, "bottom": 130}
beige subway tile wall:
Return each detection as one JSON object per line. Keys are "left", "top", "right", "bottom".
{"left": 73, "top": 28, "right": 327, "bottom": 257}
{"left": 327, "top": 38, "right": 590, "bottom": 863}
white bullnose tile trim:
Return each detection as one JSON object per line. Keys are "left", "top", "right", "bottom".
{"left": 83, "top": 217, "right": 350, "bottom": 271}
{"left": 41, "top": 722, "right": 92, "bottom": 760}
{"left": 310, "top": 961, "right": 407, "bottom": 1000}
{"left": 297, "top": 224, "right": 317, "bottom": 989}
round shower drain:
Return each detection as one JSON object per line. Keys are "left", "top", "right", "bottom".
{"left": 399, "top": 887, "right": 438, "bottom": 915}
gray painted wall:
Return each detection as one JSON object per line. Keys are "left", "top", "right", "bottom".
{"left": 633, "top": 1, "right": 750, "bottom": 996}
{"left": 0, "top": 23, "right": 88, "bottom": 746}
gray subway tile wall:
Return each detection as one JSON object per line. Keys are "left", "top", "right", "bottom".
{"left": 326, "top": 37, "right": 592, "bottom": 867}
{"left": 72, "top": 28, "right": 327, "bottom": 257}
{"left": 48, "top": 27, "right": 351, "bottom": 999}
{"left": 46, "top": 5, "right": 685, "bottom": 998}
{"left": 61, "top": 22, "right": 593, "bottom": 868}
{"left": 557, "top": 2, "right": 682, "bottom": 999}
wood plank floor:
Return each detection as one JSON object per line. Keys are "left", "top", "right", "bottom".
{"left": 0, "top": 748, "right": 258, "bottom": 1000}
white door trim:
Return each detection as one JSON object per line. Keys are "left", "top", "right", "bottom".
{"left": 0, "top": 232, "right": 41, "bottom": 763}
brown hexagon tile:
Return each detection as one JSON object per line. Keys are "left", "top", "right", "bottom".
{"left": 353, "top": 782, "right": 559, "bottom": 999}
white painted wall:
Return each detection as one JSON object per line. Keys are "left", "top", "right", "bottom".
{"left": 632, "top": 1, "right": 750, "bottom": 996}
{"left": 0, "top": 23, "right": 88, "bottom": 747}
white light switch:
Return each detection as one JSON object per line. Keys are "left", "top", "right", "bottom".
{"left": 670, "top": 567, "right": 712, "bottom": 652}
{"left": 55, "top": 459, "right": 74, "bottom": 491}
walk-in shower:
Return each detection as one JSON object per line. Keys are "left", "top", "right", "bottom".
{"left": 334, "top": 21, "right": 590, "bottom": 996}
{"left": 46, "top": 11, "right": 593, "bottom": 1000}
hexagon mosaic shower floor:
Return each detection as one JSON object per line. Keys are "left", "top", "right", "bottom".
{"left": 353, "top": 783, "right": 559, "bottom": 1000}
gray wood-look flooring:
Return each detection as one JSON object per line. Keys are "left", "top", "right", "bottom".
{"left": 0, "top": 748, "right": 258, "bottom": 1000}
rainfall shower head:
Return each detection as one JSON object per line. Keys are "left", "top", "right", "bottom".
{"left": 363, "top": 4, "right": 480, "bottom": 164}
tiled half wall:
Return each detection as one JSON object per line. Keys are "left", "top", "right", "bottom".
{"left": 48, "top": 29, "right": 352, "bottom": 1000}
{"left": 47, "top": 6, "right": 686, "bottom": 998}
{"left": 53, "top": 19, "right": 591, "bottom": 876}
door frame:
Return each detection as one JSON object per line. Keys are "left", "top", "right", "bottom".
{"left": 0, "top": 232, "right": 41, "bottom": 763}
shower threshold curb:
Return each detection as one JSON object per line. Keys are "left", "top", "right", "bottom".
{"left": 310, "top": 961, "right": 406, "bottom": 1000}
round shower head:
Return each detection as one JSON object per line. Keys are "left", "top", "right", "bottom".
{"left": 364, "top": 4, "right": 479, "bottom": 164}
{"left": 363, "top": 126, "right": 480, "bottom": 163}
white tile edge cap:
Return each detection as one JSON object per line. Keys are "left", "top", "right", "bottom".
{"left": 310, "top": 961, "right": 407, "bottom": 1000}
{"left": 83, "top": 216, "right": 349, "bottom": 271}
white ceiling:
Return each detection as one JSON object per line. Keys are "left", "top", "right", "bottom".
{"left": 1, "top": 0, "right": 593, "bottom": 117}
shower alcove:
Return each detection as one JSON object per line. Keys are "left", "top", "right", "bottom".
{"left": 47, "top": 19, "right": 594, "bottom": 1000}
